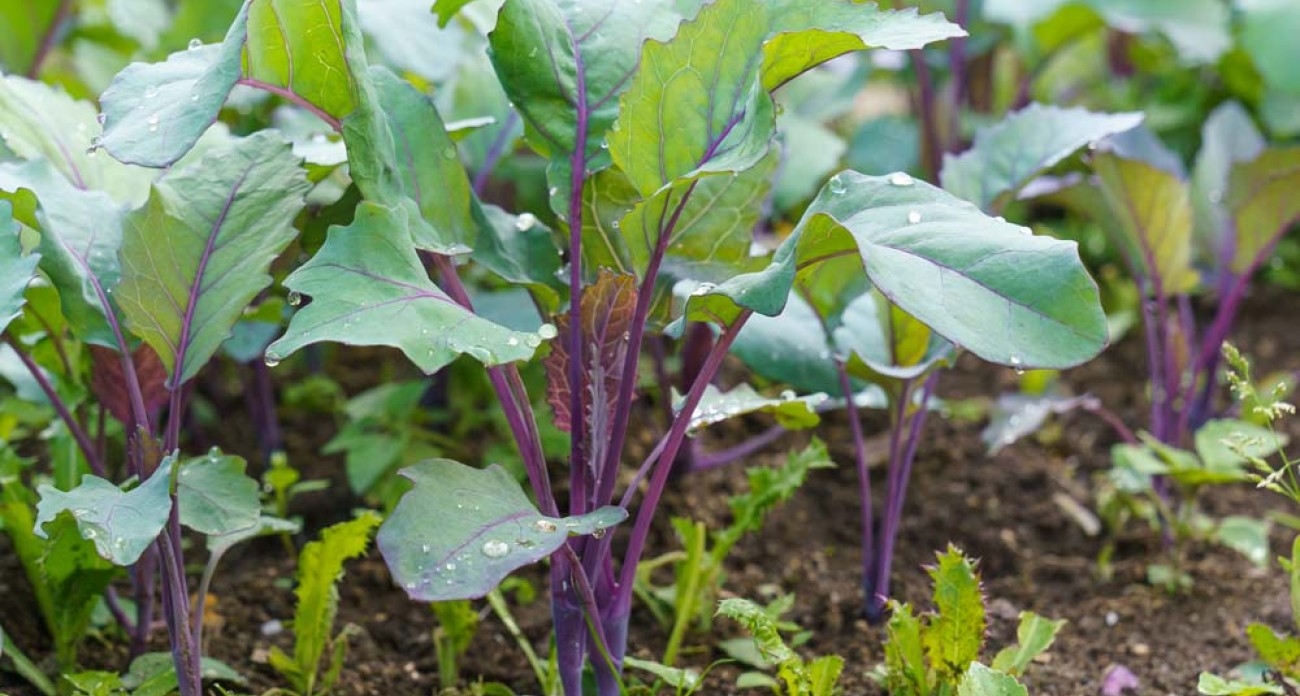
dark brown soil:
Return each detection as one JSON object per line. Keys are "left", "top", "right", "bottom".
{"left": 4, "top": 288, "right": 1300, "bottom": 696}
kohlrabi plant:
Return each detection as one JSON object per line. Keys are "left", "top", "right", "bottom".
{"left": 731, "top": 101, "right": 1130, "bottom": 620}
{"left": 0, "top": 70, "right": 323, "bottom": 694}
{"left": 74, "top": 0, "right": 1108, "bottom": 692}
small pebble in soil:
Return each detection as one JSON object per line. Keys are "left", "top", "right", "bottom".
{"left": 251, "top": 647, "right": 270, "bottom": 664}
{"left": 1129, "top": 642, "right": 1150, "bottom": 656}
{"left": 260, "top": 619, "right": 284, "bottom": 636}
{"left": 1105, "top": 611, "right": 1120, "bottom": 626}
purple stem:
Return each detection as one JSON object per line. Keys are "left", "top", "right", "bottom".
{"left": 596, "top": 182, "right": 700, "bottom": 508}
{"left": 911, "top": 50, "right": 942, "bottom": 181}
{"left": 431, "top": 256, "right": 557, "bottom": 516}
{"left": 615, "top": 311, "right": 753, "bottom": 611}
{"left": 251, "top": 360, "right": 281, "bottom": 457}
{"left": 27, "top": 0, "right": 72, "bottom": 78}
{"left": 566, "top": 47, "right": 591, "bottom": 517}
{"left": 236, "top": 78, "right": 342, "bottom": 133}
{"left": 471, "top": 111, "right": 520, "bottom": 196}
{"left": 129, "top": 550, "right": 157, "bottom": 657}
{"left": 105, "top": 586, "right": 136, "bottom": 635}
{"left": 157, "top": 528, "right": 201, "bottom": 696}
{"left": 3, "top": 333, "right": 105, "bottom": 477}
{"left": 837, "top": 363, "right": 875, "bottom": 611}
{"left": 687, "top": 424, "right": 787, "bottom": 472}
{"left": 948, "top": 0, "right": 970, "bottom": 152}
{"left": 868, "top": 373, "right": 939, "bottom": 621}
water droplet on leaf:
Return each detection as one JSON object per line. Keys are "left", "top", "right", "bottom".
{"left": 481, "top": 540, "right": 509, "bottom": 558}
{"left": 537, "top": 323, "right": 558, "bottom": 340}
{"left": 907, "top": 210, "right": 921, "bottom": 224}
{"left": 287, "top": 290, "right": 302, "bottom": 306}
{"left": 515, "top": 213, "right": 537, "bottom": 232}
{"left": 96, "top": 112, "right": 107, "bottom": 125}
{"left": 147, "top": 114, "right": 160, "bottom": 132}
{"left": 144, "top": 85, "right": 159, "bottom": 99}
{"left": 264, "top": 352, "right": 282, "bottom": 368}
{"left": 188, "top": 38, "right": 203, "bottom": 50}
{"left": 828, "top": 176, "right": 846, "bottom": 195}
{"left": 889, "top": 172, "right": 914, "bottom": 187}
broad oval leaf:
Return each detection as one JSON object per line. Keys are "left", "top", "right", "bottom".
{"left": 1092, "top": 151, "right": 1199, "bottom": 293}
{"left": 1191, "top": 102, "right": 1264, "bottom": 263}
{"left": 0, "top": 159, "right": 128, "bottom": 347}
{"left": 0, "top": 74, "right": 157, "bottom": 206}
{"left": 957, "top": 663, "right": 1028, "bottom": 696}
{"left": 794, "top": 171, "right": 1107, "bottom": 369}
{"left": 177, "top": 450, "right": 261, "bottom": 536}
{"left": 267, "top": 202, "right": 545, "bottom": 373}
{"left": 34, "top": 457, "right": 175, "bottom": 566}
{"left": 0, "top": 200, "right": 39, "bottom": 336}
{"left": 98, "top": 5, "right": 250, "bottom": 168}
{"left": 679, "top": 383, "right": 826, "bottom": 434}
{"left": 116, "top": 131, "right": 309, "bottom": 387}
{"left": 939, "top": 103, "right": 1143, "bottom": 213}
{"left": 731, "top": 291, "right": 843, "bottom": 395}
{"left": 378, "top": 459, "right": 627, "bottom": 601}
{"left": 834, "top": 290, "right": 954, "bottom": 383}
{"left": 609, "top": 0, "right": 961, "bottom": 196}
{"left": 1227, "top": 146, "right": 1300, "bottom": 275}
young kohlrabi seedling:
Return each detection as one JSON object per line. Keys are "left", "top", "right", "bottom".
{"left": 84, "top": 0, "right": 1107, "bottom": 692}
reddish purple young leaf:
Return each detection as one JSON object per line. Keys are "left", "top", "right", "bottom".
{"left": 89, "top": 345, "right": 170, "bottom": 424}
{"left": 544, "top": 270, "right": 637, "bottom": 435}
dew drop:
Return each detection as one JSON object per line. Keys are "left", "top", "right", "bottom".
{"left": 506, "top": 336, "right": 520, "bottom": 347}
{"left": 907, "top": 210, "right": 922, "bottom": 224}
{"left": 549, "top": 186, "right": 559, "bottom": 197}
{"left": 524, "top": 335, "right": 542, "bottom": 348}
{"left": 445, "top": 562, "right": 457, "bottom": 571}
{"left": 264, "top": 352, "right": 282, "bottom": 368}
{"left": 1009, "top": 355, "right": 1024, "bottom": 375}
{"left": 780, "top": 389, "right": 796, "bottom": 401}
{"left": 889, "top": 172, "right": 914, "bottom": 187}
{"left": 481, "top": 539, "right": 510, "bottom": 558}
{"left": 537, "top": 323, "right": 558, "bottom": 340}
{"left": 287, "top": 290, "right": 302, "bottom": 306}
{"left": 466, "top": 346, "right": 493, "bottom": 362}
{"left": 534, "top": 519, "right": 558, "bottom": 533}
{"left": 420, "top": 544, "right": 430, "bottom": 553}
{"left": 442, "top": 145, "right": 457, "bottom": 159}
{"left": 591, "top": 528, "right": 607, "bottom": 540}
{"left": 515, "top": 212, "right": 537, "bottom": 232}
{"left": 691, "top": 282, "right": 717, "bottom": 297}
{"left": 144, "top": 85, "right": 159, "bottom": 99}
{"left": 147, "top": 114, "right": 160, "bottom": 132}
{"left": 188, "top": 37, "right": 203, "bottom": 50}
{"left": 828, "top": 176, "right": 847, "bottom": 195}
{"left": 96, "top": 112, "right": 107, "bottom": 125}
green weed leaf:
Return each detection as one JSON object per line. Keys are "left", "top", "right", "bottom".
{"left": 35, "top": 457, "right": 175, "bottom": 566}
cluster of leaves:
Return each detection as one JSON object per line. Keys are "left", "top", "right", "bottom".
{"left": 879, "top": 547, "right": 1066, "bottom": 696}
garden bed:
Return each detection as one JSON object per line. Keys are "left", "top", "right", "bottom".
{"left": 6, "top": 289, "right": 1296, "bottom": 696}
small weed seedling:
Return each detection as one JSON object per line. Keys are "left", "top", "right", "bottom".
{"left": 876, "top": 546, "right": 1066, "bottom": 696}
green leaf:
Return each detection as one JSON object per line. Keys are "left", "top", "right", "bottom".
{"left": 924, "top": 546, "right": 986, "bottom": 682}
{"left": 716, "top": 598, "right": 797, "bottom": 666}
{"left": 1248, "top": 623, "right": 1300, "bottom": 676}
{"left": 267, "top": 202, "right": 544, "bottom": 373}
{"left": 433, "top": 0, "right": 478, "bottom": 27}
{"left": 0, "top": 200, "right": 38, "bottom": 336}
{"left": 610, "top": 0, "right": 960, "bottom": 197}
{"left": 116, "top": 131, "right": 309, "bottom": 386}
{"left": 957, "top": 663, "right": 1028, "bottom": 696}
{"left": 1239, "top": 0, "right": 1300, "bottom": 95}
{"left": 358, "top": 0, "right": 469, "bottom": 83}
{"left": 1196, "top": 672, "right": 1284, "bottom": 695}
{"left": 775, "top": 115, "right": 845, "bottom": 212}
{"left": 835, "top": 291, "right": 954, "bottom": 383}
{"left": 731, "top": 291, "right": 846, "bottom": 395}
{"left": 1227, "top": 147, "right": 1300, "bottom": 275}
{"left": 1191, "top": 102, "right": 1264, "bottom": 263}
{"left": 623, "top": 657, "right": 700, "bottom": 690}
{"left": 939, "top": 103, "right": 1142, "bottom": 213}
{"left": 206, "top": 515, "right": 300, "bottom": 556}
{"left": 245, "top": 0, "right": 358, "bottom": 118}
{"left": 98, "top": 4, "right": 250, "bottom": 168}
{"left": 274, "top": 513, "right": 380, "bottom": 696}
{"left": 0, "top": 74, "right": 157, "bottom": 206}
{"left": 1092, "top": 150, "right": 1199, "bottom": 294}
{"left": 884, "top": 602, "right": 927, "bottom": 696}
{"left": 368, "top": 66, "right": 484, "bottom": 254}
{"left": 176, "top": 450, "right": 260, "bottom": 536}
{"left": 990, "top": 612, "right": 1067, "bottom": 676}
{"left": 1193, "top": 419, "right": 1282, "bottom": 473}
{"left": 378, "top": 459, "right": 627, "bottom": 601}
{"left": 121, "top": 652, "right": 245, "bottom": 696}
{"left": 786, "top": 171, "right": 1104, "bottom": 369}
{"left": 721, "top": 438, "right": 834, "bottom": 551}
{"left": 474, "top": 205, "right": 564, "bottom": 312}
{"left": 983, "top": 392, "right": 1091, "bottom": 455}
{"left": 680, "top": 383, "right": 825, "bottom": 434}
{"left": 488, "top": 0, "right": 684, "bottom": 205}
{"left": 0, "top": 3, "right": 61, "bottom": 76}
{"left": 35, "top": 458, "right": 174, "bottom": 566}
{"left": 807, "top": 655, "right": 844, "bottom": 696}
{"left": 0, "top": 159, "right": 126, "bottom": 347}
{"left": 1216, "top": 516, "right": 1271, "bottom": 568}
